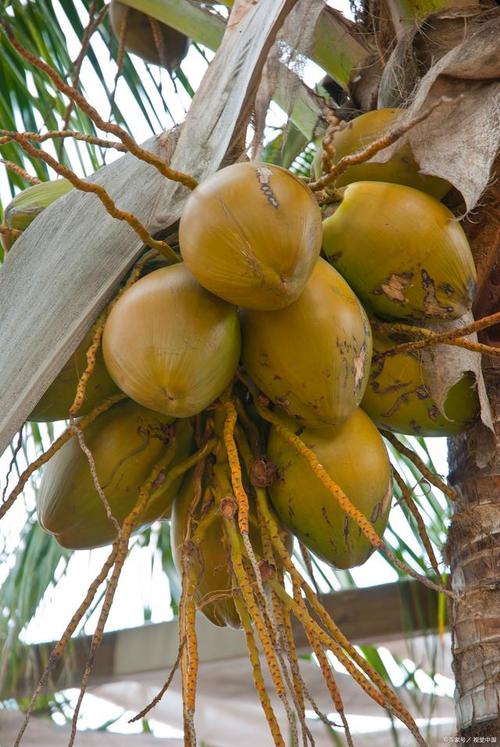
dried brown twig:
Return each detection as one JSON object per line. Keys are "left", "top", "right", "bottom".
{"left": 373, "top": 312, "right": 500, "bottom": 358}
{"left": 393, "top": 468, "right": 441, "bottom": 577}
{"left": 0, "top": 158, "right": 40, "bottom": 184}
{"left": 0, "top": 129, "right": 126, "bottom": 152}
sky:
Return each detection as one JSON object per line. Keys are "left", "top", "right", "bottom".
{"left": 0, "top": 0, "right": 453, "bottom": 739}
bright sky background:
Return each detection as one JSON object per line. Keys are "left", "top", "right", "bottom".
{"left": 0, "top": 0, "right": 453, "bottom": 738}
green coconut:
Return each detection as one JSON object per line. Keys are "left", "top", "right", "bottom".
{"left": 314, "top": 108, "right": 449, "bottom": 199}
{"left": 241, "top": 258, "right": 372, "bottom": 429}
{"left": 323, "top": 181, "right": 477, "bottom": 321}
{"left": 361, "top": 329, "right": 479, "bottom": 436}
{"left": 179, "top": 162, "right": 322, "bottom": 310}
{"left": 102, "top": 264, "right": 241, "bottom": 418}
{"left": 109, "top": 0, "right": 189, "bottom": 70}
{"left": 1, "top": 178, "right": 73, "bottom": 252}
{"left": 37, "top": 399, "right": 193, "bottom": 550}
{"left": 29, "top": 329, "right": 119, "bottom": 421}
{"left": 267, "top": 408, "right": 392, "bottom": 569}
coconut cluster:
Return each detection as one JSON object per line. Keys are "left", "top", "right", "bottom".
{"left": 5, "top": 108, "right": 478, "bottom": 629}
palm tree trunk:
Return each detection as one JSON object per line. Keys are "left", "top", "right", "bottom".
{"left": 447, "top": 333, "right": 500, "bottom": 737}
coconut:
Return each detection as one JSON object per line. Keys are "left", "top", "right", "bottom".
{"left": 37, "top": 399, "right": 193, "bottom": 550}
{"left": 322, "top": 181, "right": 477, "bottom": 321}
{"left": 171, "top": 468, "right": 254, "bottom": 628}
{"left": 314, "top": 108, "right": 449, "bottom": 198}
{"left": 1, "top": 178, "right": 73, "bottom": 252}
{"left": 109, "top": 0, "right": 188, "bottom": 70}
{"left": 179, "top": 162, "right": 322, "bottom": 310}
{"left": 171, "top": 463, "right": 291, "bottom": 628}
{"left": 361, "top": 329, "right": 479, "bottom": 436}
{"left": 267, "top": 408, "right": 392, "bottom": 569}
{"left": 241, "top": 258, "right": 372, "bottom": 428}
{"left": 102, "top": 264, "right": 241, "bottom": 418}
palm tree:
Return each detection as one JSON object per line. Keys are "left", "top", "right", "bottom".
{"left": 0, "top": 0, "right": 498, "bottom": 742}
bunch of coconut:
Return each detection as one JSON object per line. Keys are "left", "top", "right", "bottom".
{"left": 6, "top": 107, "right": 478, "bottom": 629}
{"left": 317, "top": 108, "right": 479, "bottom": 436}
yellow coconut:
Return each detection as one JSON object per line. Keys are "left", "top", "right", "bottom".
{"left": 37, "top": 399, "right": 193, "bottom": 550}
{"left": 361, "top": 329, "right": 479, "bottom": 436}
{"left": 314, "top": 109, "right": 449, "bottom": 198}
{"left": 267, "top": 408, "right": 392, "bottom": 569}
{"left": 109, "top": 0, "right": 189, "bottom": 70}
{"left": 241, "top": 258, "right": 372, "bottom": 428}
{"left": 179, "top": 162, "right": 322, "bottom": 310}
{"left": 1, "top": 179, "right": 73, "bottom": 252}
{"left": 102, "top": 264, "right": 241, "bottom": 418}
{"left": 323, "top": 181, "right": 477, "bottom": 321}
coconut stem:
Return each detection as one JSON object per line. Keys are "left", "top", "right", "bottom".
{"left": 129, "top": 638, "right": 186, "bottom": 723}
{"left": 0, "top": 129, "right": 127, "bottom": 153}
{"left": 255, "top": 401, "right": 456, "bottom": 600}
{"left": 110, "top": 3, "right": 129, "bottom": 112}
{"left": 70, "top": 423, "right": 121, "bottom": 535}
{"left": 273, "top": 575, "right": 321, "bottom": 746}
{"left": 0, "top": 158, "right": 40, "bottom": 185}
{"left": 374, "top": 312, "right": 500, "bottom": 357}
{"left": 224, "top": 513, "right": 299, "bottom": 746}
{"left": 13, "top": 543, "right": 119, "bottom": 747}
{"left": 67, "top": 448, "right": 178, "bottom": 747}
{"left": 60, "top": 2, "right": 109, "bottom": 138}
{"left": 222, "top": 401, "right": 250, "bottom": 534}
{"left": 298, "top": 582, "right": 354, "bottom": 746}
{"left": 255, "top": 487, "right": 413, "bottom": 717}
{"left": 235, "top": 595, "right": 286, "bottom": 747}
{"left": 270, "top": 578, "right": 427, "bottom": 746}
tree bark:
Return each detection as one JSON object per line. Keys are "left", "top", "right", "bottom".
{"left": 448, "top": 299, "right": 500, "bottom": 734}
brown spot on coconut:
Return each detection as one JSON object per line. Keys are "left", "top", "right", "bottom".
{"left": 362, "top": 328, "right": 479, "bottom": 436}
{"left": 242, "top": 258, "right": 372, "bottom": 429}
{"left": 322, "top": 181, "right": 476, "bottom": 321}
